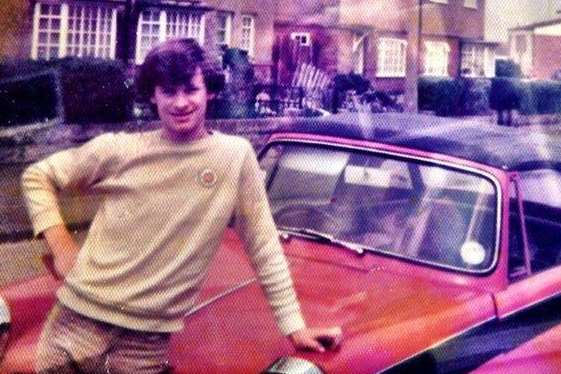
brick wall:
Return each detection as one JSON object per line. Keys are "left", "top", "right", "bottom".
{"left": 532, "top": 35, "right": 561, "bottom": 79}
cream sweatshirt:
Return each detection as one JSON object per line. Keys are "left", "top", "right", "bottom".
{"left": 21, "top": 129, "right": 305, "bottom": 335}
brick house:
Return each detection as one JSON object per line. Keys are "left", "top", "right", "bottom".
{"left": 274, "top": 0, "right": 497, "bottom": 93}
{"left": 509, "top": 18, "right": 561, "bottom": 79}
{"left": 1, "top": 0, "right": 274, "bottom": 79}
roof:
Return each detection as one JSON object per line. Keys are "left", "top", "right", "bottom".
{"left": 510, "top": 17, "right": 561, "bottom": 32}
{"left": 277, "top": 113, "right": 561, "bottom": 172}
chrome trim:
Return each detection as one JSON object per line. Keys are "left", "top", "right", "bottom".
{"left": 379, "top": 316, "right": 496, "bottom": 373}
{"left": 500, "top": 289, "right": 561, "bottom": 319}
{"left": 262, "top": 138, "right": 503, "bottom": 275}
{"left": 184, "top": 278, "right": 256, "bottom": 316}
{"left": 264, "top": 356, "right": 324, "bottom": 374}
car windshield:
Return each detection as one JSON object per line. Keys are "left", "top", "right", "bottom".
{"left": 261, "top": 142, "right": 499, "bottom": 272}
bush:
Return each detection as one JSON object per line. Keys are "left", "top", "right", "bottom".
{"left": 490, "top": 78, "right": 561, "bottom": 115}
{"left": 489, "top": 78, "right": 521, "bottom": 111}
{"left": 0, "top": 71, "right": 60, "bottom": 127}
{"left": 496, "top": 59, "right": 522, "bottom": 78}
{"left": 463, "top": 78, "right": 492, "bottom": 115}
{"left": 58, "top": 58, "right": 132, "bottom": 123}
{"left": 0, "top": 57, "right": 132, "bottom": 124}
{"left": 519, "top": 80, "right": 561, "bottom": 114}
{"left": 207, "top": 48, "right": 255, "bottom": 119}
{"left": 333, "top": 73, "right": 370, "bottom": 94}
{"left": 418, "top": 78, "right": 466, "bottom": 116}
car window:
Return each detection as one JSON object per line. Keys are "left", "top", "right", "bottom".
{"left": 261, "top": 143, "right": 499, "bottom": 273}
{"left": 509, "top": 170, "right": 561, "bottom": 277}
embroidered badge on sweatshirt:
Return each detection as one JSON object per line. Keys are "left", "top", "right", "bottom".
{"left": 198, "top": 168, "right": 217, "bottom": 187}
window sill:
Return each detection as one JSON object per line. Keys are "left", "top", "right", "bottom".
{"left": 376, "top": 73, "right": 406, "bottom": 78}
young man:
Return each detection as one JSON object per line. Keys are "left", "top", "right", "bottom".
{"left": 22, "top": 38, "right": 341, "bottom": 373}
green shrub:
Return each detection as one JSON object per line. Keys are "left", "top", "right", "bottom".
{"left": 519, "top": 80, "right": 561, "bottom": 114}
{"left": 463, "top": 78, "right": 492, "bottom": 115}
{"left": 0, "top": 57, "right": 132, "bottom": 124}
{"left": 490, "top": 78, "right": 561, "bottom": 115}
{"left": 0, "top": 70, "right": 60, "bottom": 127}
{"left": 333, "top": 73, "right": 370, "bottom": 94}
{"left": 496, "top": 59, "right": 522, "bottom": 78}
{"left": 419, "top": 77, "right": 466, "bottom": 116}
{"left": 489, "top": 78, "right": 521, "bottom": 111}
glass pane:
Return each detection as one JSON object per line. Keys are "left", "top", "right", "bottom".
{"left": 262, "top": 144, "right": 498, "bottom": 271}
{"left": 37, "top": 46, "right": 47, "bottom": 58}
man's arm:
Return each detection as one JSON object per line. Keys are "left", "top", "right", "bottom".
{"left": 234, "top": 143, "right": 342, "bottom": 352}
{"left": 20, "top": 133, "right": 119, "bottom": 276}
{"left": 42, "top": 224, "right": 81, "bottom": 277}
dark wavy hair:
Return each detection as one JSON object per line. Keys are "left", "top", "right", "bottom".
{"left": 135, "top": 38, "right": 224, "bottom": 102}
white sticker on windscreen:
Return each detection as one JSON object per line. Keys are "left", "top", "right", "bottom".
{"left": 460, "top": 241, "right": 486, "bottom": 266}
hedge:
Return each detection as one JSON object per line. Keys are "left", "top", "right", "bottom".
{"left": 490, "top": 78, "right": 561, "bottom": 115}
{"left": 418, "top": 77, "right": 492, "bottom": 117}
{"left": 0, "top": 71, "right": 60, "bottom": 127}
{"left": 0, "top": 57, "right": 132, "bottom": 124}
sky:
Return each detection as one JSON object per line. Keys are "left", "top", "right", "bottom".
{"left": 485, "top": 0, "right": 561, "bottom": 42}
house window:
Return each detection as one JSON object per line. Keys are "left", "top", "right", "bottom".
{"left": 291, "top": 32, "right": 312, "bottom": 47}
{"left": 464, "top": 0, "right": 478, "bottom": 8}
{"left": 461, "top": 44, "right": 495, "bottom": 77}
{"left": 240, "top": 14, "right": 255, "bottom": 56}
{"left": 424, "top": 41, "right": 450, "bottom": 77}
{"left": 32, "top": 2, "right": 117, "bottom": 60}
{"left": 377, "top": 38, "right": 407, "bottom": 78}
{"left": 67, "top": 4, "right": 115, "bottom": 58}
{"left": 216, "top": 12, "right": 232, "bottom": 48}
{"left": 136, "top": 9, "right": 205, "bottom": 64}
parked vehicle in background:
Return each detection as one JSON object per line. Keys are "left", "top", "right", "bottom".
{"left": 1, "top": 113, "right": 561, "bottom": 373}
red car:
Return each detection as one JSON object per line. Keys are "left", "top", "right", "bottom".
{"left": 2, "top": 113, "right": 561, "bottom": 373}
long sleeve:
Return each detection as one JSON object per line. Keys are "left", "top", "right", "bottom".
{"left": 20, "top": 133, "right": 119, "bottom": 237}
{"left": 235, "top": 144, "right": 306, "bottom": 336}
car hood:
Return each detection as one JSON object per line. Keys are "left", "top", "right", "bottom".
{"left": 170, "top": 231, "right": 497, "bottom": 373}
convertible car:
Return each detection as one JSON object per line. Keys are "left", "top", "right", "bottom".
{"left": 1, "top": 113, "right": 561, "bottom": 373}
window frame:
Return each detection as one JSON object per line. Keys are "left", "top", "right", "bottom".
{"left": 216, "top": 11, "right": 233, "bottom": 48}
{"left": 135, "top": 7, "right": 206, "bottom": 64}
{"left": 423, "top": 40, "right": 451, "bottom": 77}
{"left": 291, "top": 32, "right": 312, "bottom": 47}
{"left": 31, "top": 1, "right": 117, "bottom": 60}
{"left": 240, "top": 14, "right": 255, "bottom": 57}
{"left": 377, "top": 37, "right": 408, "bottom": 78}
{"left": 461, "top": 44, "right": 496, "bottom": 78}
{"left": 260, "top": 139, "right": 503, "bottom": 276}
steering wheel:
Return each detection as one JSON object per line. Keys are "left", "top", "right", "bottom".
{"left": 273, "top": 204, "right": 341, "bottom": 230}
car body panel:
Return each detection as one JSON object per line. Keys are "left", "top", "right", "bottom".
{"left": 171, "top": 232, "right": 497, "bottom": 373}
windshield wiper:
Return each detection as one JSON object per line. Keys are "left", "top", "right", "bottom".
{"left": 279, "top": 227, "right": 366, "bottom": 255}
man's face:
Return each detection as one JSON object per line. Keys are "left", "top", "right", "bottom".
{"left": 151, "top": 67, "right": 213, "bottom": 141}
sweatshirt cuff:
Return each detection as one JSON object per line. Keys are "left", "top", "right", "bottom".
{"left": 277, "top": 311, "right": 307, "bottom": 336}
{"left": 31, "top": 209, "right": 65, "bottom": 238}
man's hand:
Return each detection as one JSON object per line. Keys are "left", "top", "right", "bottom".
{"left": 289, "top": 327, "right": 343, "bottom": 353}
{"left": 42, "top": 225, "right": 80, "bottom": 278}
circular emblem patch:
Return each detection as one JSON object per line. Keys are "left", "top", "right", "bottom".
{"left": 198, "top": 168, "right": 217, "bottom": 187}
